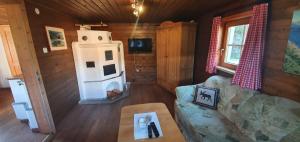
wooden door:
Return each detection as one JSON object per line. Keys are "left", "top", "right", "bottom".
{"left": 0, "top": 32, "right": 11, "bottom": 88}
{"left": 0, "top": 25, "right": 22, "bottom": 76}
{"left": 156, "top": 28, "right": 167, "bottom": 86}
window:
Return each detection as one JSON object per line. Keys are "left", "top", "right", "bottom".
{"left": 219, "top": 11, "right": 252, "bottom": 70}
{"left": 224, "top": 24, "right": 249, "bottom": 65}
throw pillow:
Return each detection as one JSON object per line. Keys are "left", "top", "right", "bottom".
{"left": 193, "top": 85, "right": 220, "bottom": 109}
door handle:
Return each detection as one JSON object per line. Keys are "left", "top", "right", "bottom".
{"left": 220, "top": 49, "right": 225, "bottom": 56}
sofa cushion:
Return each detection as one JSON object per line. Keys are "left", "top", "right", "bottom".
{"left": 194, "top": 85, "right": 220, "bottom": 109}
{"left": 261, "top": 96, "right": 300, "bottom": 141}
{"left": 236, "top": 94, "right": 300, "bottom": 142}
{"left": 175, "top": 85, "right": 196, "bottom": 103}
{"left": 203, "top": 76, "right": 239, "bottom": 111}
{"left": 176, "top": 101, "right": 253, "bottom": 142}
{"left": 220, "top": 88, "right": 255, "bottom": 123}
{"left": 203, "top": 75, "right": 255, "bottom": 122}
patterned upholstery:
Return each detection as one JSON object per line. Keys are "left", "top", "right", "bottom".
{"left": 175, "top": 75, "right": 300, "bottom": 142}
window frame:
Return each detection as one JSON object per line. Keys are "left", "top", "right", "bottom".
{"left": 219, "top": 11, "right": 252, "bottom": 70}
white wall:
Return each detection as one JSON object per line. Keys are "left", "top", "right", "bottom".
{"left": 0, "top": 35, "right": 12, "bottom": 88}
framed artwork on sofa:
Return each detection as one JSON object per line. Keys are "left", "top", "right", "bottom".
{"left": 194, "top": 86, "right": 219, "bottom": 109}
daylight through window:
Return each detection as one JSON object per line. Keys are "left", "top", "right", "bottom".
{"left": 224, "top": 24, "right": 249, "bottom": 65}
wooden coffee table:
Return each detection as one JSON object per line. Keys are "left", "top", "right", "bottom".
{"left": 118, "top": 103, "right": 185, "bottom": 142}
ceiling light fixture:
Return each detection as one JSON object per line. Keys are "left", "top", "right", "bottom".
{"left": 131, "top": 0, "right": 144, "bottom": 17}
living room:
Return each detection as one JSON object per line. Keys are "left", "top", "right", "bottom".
{"left": 0, "top": 0, "right": 299, "bottom": 142}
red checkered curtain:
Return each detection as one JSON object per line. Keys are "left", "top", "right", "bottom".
{"left": 232, "top": 3, "right": 268, "bottom": 90}
{"left": 206, "top": 16, "right": 222, "bottom": 74}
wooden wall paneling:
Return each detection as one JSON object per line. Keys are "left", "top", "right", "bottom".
{"left": 262, "top": 0, "right": 300, "bottom": 102}
{"left": 95, "top": 23, "right": 158, "bottom": 83}
{"left": 1, "top": 0, "right": 55, "bottom": 133}
{"left": 25, "top": 1, "right": 80, "bottom": 125}
{"left": 193, "top": 14, "right": 216, "bottom": 83}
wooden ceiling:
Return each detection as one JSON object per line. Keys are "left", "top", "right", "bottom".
{"left": 28, "top": 0, "right": 236, "bottom": 23}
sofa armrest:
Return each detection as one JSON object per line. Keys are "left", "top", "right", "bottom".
{"left": 175, "top": 84, "right": 202, "bottom": 103}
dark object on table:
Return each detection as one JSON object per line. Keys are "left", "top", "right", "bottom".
{"left": 148, "top": 125, "right": 152, "bottom": 138}
{"left": 150, "top": 122, "right": 160, "bottom": 137}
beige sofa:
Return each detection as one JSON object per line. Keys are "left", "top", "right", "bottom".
{"left": 175, "top": 75, "right": 300, "bottom": 142}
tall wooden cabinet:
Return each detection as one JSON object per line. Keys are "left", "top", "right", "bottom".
{"left": 156, "top": 21, "right": 197, "bottom": 93}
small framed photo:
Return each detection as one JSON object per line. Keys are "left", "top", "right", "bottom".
{"left": 194, "top": 86, "right": 219, "bottom": 109}
{"left": 45, "top": 26, "right": 67, "bottom": 51}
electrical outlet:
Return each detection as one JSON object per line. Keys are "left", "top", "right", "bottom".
{"left": 43, "top": 47, "right": 48, "bottom": 53}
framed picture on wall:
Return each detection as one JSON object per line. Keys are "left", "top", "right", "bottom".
{"left": 283, "top": 9, "right": 300, "bottom": 75}
{"left": 45, "top": 26, "right": 67, "bottom": 51}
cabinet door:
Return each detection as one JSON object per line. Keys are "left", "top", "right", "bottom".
{"left": 156, "top": 29, "right": 167, "bottom": 85}
{"left": 166, "top": 26, "right": 181, "bottom": 90}
{"left": 179, "top": 24, "right": 196, "bottom": 84}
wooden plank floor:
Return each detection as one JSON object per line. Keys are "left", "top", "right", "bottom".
{"left": 0, "top": 88, "right": 47, "bottom": 142}
{"left": 53, "top": 83, "right": 176, "bottom": 142}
